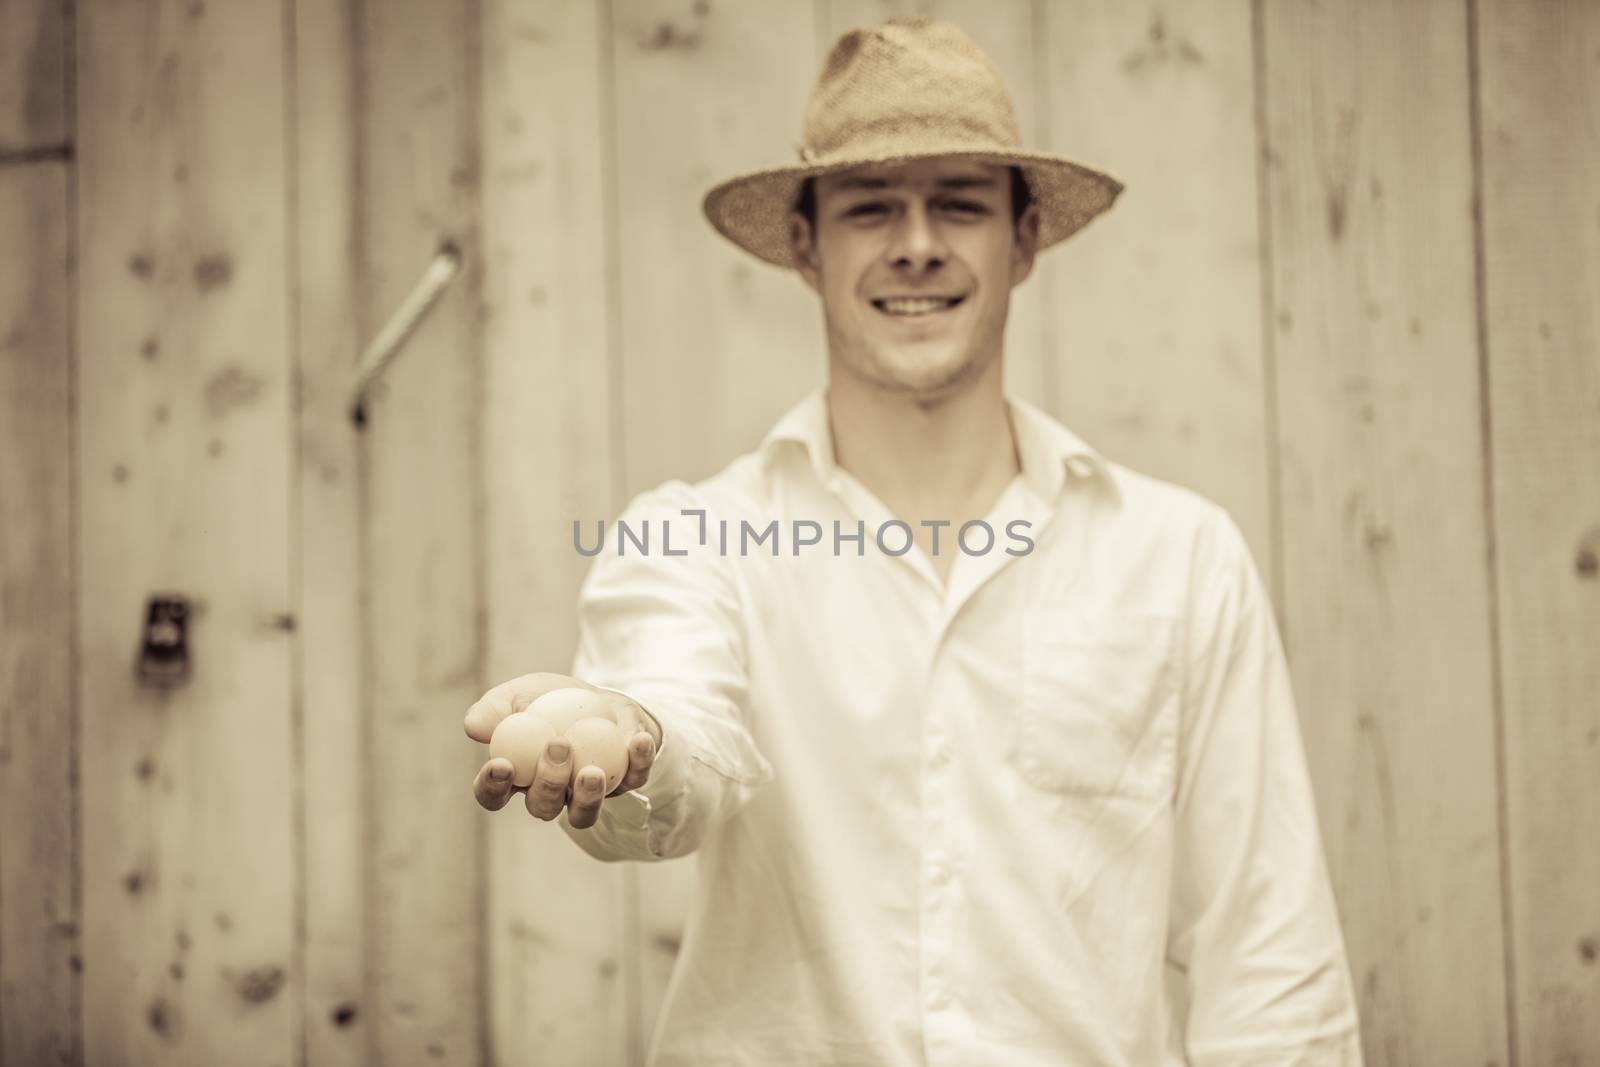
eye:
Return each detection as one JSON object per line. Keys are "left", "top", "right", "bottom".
{"left": 845, "top": 203, "right": 887, "bottom": 218}
{"left": 943, "top": 200, "right": 988, "bottom": 215}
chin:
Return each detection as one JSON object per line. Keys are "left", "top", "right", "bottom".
{"left": 873, "top": 352, "right": 976, "bottom": 395}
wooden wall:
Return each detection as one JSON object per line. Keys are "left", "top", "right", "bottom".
{"left": 1, "top": 1, "right": 1596, "bottom": 1064}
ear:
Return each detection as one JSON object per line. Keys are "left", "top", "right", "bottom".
{"left": 1010, "top": 201, "right": 1041, "bottom": 288}
{"left": 789, "top": 210, "right": 821, "bottom": 294}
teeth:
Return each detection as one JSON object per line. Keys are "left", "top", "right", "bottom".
{"left": 878, "top": 297, "right": 959, "bottom": 316}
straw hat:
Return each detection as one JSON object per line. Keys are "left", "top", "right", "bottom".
{"left": 701, "top": 16, "right": 1125, "bottom": 270}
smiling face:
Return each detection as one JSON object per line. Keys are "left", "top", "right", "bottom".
{"left": 788, "top": 158, "right": 1040, "bottom": 399}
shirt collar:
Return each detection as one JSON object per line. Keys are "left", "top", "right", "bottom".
{"left": 758, "top": 386, "right": 1114, "bottom": 504}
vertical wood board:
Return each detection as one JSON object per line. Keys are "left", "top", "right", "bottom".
{"left": 76, "top": 1, "right": 297, "bottom": 1063}
{"left": 1261, "top": 2, "right": 1508, "bottom": 1063}
{"left": 1475, "top": 0, "right": 1600, "bottom": 1060}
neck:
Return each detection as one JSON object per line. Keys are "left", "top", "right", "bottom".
{"left": 825, "top": 360, "right": 1020, "bottom": 522}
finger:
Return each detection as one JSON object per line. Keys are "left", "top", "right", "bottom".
{"left": 606, "top": 696, "right": 663, "bottom": 750}
{"left": 611, "top": 731, "right": 657, "bottom": 796}
{"left": 464, "top": 672, "right": 600, "bottom": 743}
{"left": 473, "top": 758, "right": 518, "bottom": 811}
{"left": 566, "top": 766, "right": 610, "bottom": 830}
{"left": 525, "top": 738, "right": 575, "bottom": 821}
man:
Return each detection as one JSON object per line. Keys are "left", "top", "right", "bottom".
{"left": 463, "top": 17, "right": 1363, "bottom": 1067}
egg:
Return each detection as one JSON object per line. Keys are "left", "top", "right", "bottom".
{"left": 489, "top": 712, "right": 558, "bottom": 788}
{"left": 562, "top": 716, "right": 630, "bottom": 794}
{"left": 525, "top": 687, "right": 618, "bottom": 735}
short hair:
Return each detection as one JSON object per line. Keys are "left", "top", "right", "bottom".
{"left": 794, "top": 165, "right": 1034, "bottom": 232}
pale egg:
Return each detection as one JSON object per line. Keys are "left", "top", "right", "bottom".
{"left": 563, "top": 716, "right": 630, "bottom": 794}
{"left": 525, "top": 687, "right": 618, "bottom": 736}
{"left": 489, "top": 712, "right": 558, "bottom": 788}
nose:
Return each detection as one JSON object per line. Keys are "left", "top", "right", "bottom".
{"left": 883, "top": 200, "right": 948, "bottom": 273}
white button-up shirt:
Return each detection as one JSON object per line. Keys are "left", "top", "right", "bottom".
{"left": 561, "top": 387, "right": 1364, "bottom": 1066}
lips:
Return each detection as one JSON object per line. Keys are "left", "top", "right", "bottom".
{"left": 871, "top": 295, "right": 967, "bottom": 318}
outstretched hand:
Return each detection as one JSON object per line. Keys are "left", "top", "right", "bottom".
{"left": 465, "top": 672, "right": 662, "bottom": 829}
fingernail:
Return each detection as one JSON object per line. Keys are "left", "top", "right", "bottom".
{"left": 489, "top": 766, "right": 509, "bottom": 782}
{"left": 583, "top": 769, "right": 605, "bottom": 790}
{"left": 548, "top": 740, "right": 570, "bottom": 762}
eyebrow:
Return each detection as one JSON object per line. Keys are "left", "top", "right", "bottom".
{"left": 830, "top": 174, "right": 1000, "bottom": 193}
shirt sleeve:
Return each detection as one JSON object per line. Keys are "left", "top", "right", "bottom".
{"left": 556, "top": 480, "right": 774, "bottom": 862}
{"left": 1168, "top": 507, "right": 1365, "bottom": 1065}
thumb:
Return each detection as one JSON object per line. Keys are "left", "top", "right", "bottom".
{"left": 607, "top": 694, "right": 662, "bottom": 749}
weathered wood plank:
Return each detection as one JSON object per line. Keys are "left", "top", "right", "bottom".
{"left": 1261, "top": 1, "right": 1508, "bottom": 1063}
{"left": 1475, "top": 0, "right": 1600, "bottom": 1059}
{"left": 0, "top": 160, "right": 77, "bottom": 1067}
{"left": 611, "top": 0, "right": 824, "bottom": 493}
{"left": 292, "top": 0, "right": 366, "bottom": 1063}
{"left": 0, "top": 0, "right": 67, "bottom": 149}
{"left": 75, "top": 1, "right": 296, "bottom": 1064}
{"left": 478, "top": 1, "right": 631, "bottom": 1064}
{"left": 354, "top": 0, "right": 485, "bottom": 1062}
{"left": 1038, "top": 0, "right": 1269, "bottom": 563}
{"left": 825, "top": 1, "right": 1051, "bottom": 410}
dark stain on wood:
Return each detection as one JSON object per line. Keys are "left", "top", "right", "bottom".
{"left": 1120, "top": 14, "right": 1205, "bottom": 75}
{"left": 1327, "top": 187, "right": 1347, "bottom": 241}
{"left": 652, "top": 932, "right": 682, "bottom": 955}
{"left": 1276, "top": 310, "right": 1292, "bottom": 333}
{"left": 69, "top": 954, "right": 83, "bottom": 973}
{"left": 112, "top": 464, "right": 129, "bottom": 484}
{"left": 187, "top": 0, "right": 205, "bottom": 17}
{"left": 129, "top": 253, "right": 154, "bottom": 279}
{"left": 135, "top": 756, "right": 157, "bottom": 782}
{"left": 598, "top": 958, "right": 618, "bottom": 978}
{"left": 147, "top": 996, "right": 178, "bottom": 1039}
{"left": 176, "top": 929, "right": 191, "bottom": 952}
{"left": 395, "top": 999, "right": 418, "bottom": 1017}
{"left": 331, "top": 1002, "right": 359, "bottom": 1027}
{"left": 1579, "top": 936, "right": 1599, "bottom": 964}
{"left": 208, "top": 438, "right": 225, "bottom": 458}
{"left": 141, "top": 335, "right": 160, "bottom": 360}
{"left": 194, "top": 254, "right": 234, "bottom": 292}
{"left": 169, "top": 960, "right": 185, "bottom": 981}
{"left": 427, "top": 1043, "right": 446, "bottom": 1059}
{"left": 215, "top": 911, "right": 233, "bottom": 933}
{"left": 205, "top": 365, "right": 265, "bottom": 417}
{"left": 124, "top": 868, "right": 147, "bottom": 895}
{"left": 639, "top": 19, "right": 703, "bottom": 52}
{"left": 269, "top": 613, "right": 297, "bottom": 632}
{"left": 1575, "top": 526, "right": 1600, "bottom": 579}
{"left": 2, "top": 327, "right": 25, "bottom": 350}
{"left": 236, "top": 964, "right": 285, "bottom": 1003}
{"left": 153, "top": 403, "right": 170, "bottom": 425}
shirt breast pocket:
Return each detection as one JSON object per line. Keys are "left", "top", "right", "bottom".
{"left": 1014, "top": 609, "right": 1178, "bottom": 801}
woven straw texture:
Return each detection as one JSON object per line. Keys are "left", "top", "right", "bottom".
{"left": 701, "top": 16, "right": 1125, "bottom": 269}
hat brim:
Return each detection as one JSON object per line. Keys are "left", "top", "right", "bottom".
{"left": 701, "top": 148, "right": 1125, "bottom": 270}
